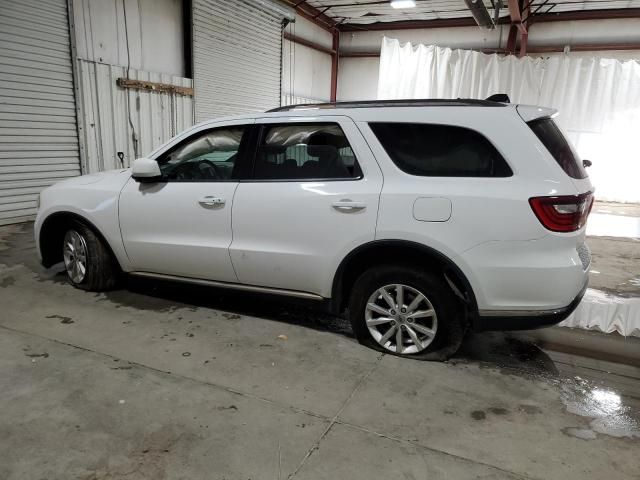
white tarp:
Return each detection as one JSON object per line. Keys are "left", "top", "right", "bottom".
{"left": 377, "top": 37, "right": 640, "bottom": 203}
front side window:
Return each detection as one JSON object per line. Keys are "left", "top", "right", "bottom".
{"left": 369, "top": 123, "right": 512, "bottom": 177}
{"left": 157, "top": 127, "right": 246, "bottom": 181}
{"left": 253, "top": 123, "right": 361, "bottom": 180}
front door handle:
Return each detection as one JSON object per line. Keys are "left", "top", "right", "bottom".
{"left": 332, "top": 199, "right": 366, "bottom": 212}
{"left": 198, "top": 195, "right": 225, "bottom": 207}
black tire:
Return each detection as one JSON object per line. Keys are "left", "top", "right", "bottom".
{"left": 348, "top": 265, "right": 466, "bottom": 361}
{"left": 62, "top": 222, "right": 119, "bottom": 291}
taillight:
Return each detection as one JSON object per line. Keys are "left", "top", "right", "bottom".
{"left": 529, "top": 191, "right": 594, "bottom": 232}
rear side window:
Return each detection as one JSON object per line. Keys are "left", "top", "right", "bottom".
{"left": 253, "top": 123, "right": 362, "bottom": 180}
{"left": 369, "top": 123, "right": 512, "bottom": 177}
{"left": 528, "top": 118, "right": 587, "bottom": 179}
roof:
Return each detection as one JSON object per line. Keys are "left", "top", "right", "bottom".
{"left": 302, "top": 0, "right": 640, "bottom": 26}
{"left": 267, "top": 98, "right": 507, "bottom": 112}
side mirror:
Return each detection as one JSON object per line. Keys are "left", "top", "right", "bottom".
{"left": 583, "top": 159, "right": 592, "bottom": 168}
{"left": 131, "top": 157, "right": 162, "bottom": 182}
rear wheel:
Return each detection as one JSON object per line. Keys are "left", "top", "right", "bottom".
{"left": 348, "top": 265, "right": 466, "bottom": 361}
{"left": 62, "top": 223, "right": 118, "bottom": 291}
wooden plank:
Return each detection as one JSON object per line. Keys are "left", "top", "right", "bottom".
{"left": 116, "top": 78, "right": 194, "bottom": 97}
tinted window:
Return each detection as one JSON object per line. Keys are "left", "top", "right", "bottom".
{"left": 253, "top": 123, "right": 361, "bottom": 180}
{"left": 158, "top": 127, "right": 245, "bottom": 181}
{"left": 528, "top": 118, "right": 587, "bottom": 179}
{"left": 369, "top": 123, "right": 512, "bottom": 177}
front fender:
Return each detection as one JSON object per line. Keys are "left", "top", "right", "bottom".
{"left": 35, "top": 171, "right": 132, "bottom": 271}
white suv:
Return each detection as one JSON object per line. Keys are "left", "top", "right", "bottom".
{"left": 35, "top": 99, "right": 593, "bottom": 360}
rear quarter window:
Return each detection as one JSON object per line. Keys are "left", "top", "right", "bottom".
{"left": 527, "top": 118, "right": 587, "bottom": 179}
{"left": 369, "top": 123, "right": 512, "bottom": 177}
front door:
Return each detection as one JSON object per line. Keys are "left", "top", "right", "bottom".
{"left": 119, "top": 122, "right": 252, "bottom": 281}
{"left": 229, "top": 117, "right": 384, "bottom": 297}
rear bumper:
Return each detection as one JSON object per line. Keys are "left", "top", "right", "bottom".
{"left": 474, "top": 280, "right": 588, "bottom": 332}
{"left": 460, "top": 235, "right": 590, "bottom": 313}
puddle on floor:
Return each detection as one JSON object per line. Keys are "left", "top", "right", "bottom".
{"left": 559, "top": 378, "right": 640, "bottom": 439}
{"left": 457, "top": 331, "right": 640, "bottom": 440}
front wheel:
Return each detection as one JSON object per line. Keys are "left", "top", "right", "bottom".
{"left": 62, "top": 223, "right": 119, "bottom": 291}
{"left": 348, "top": 265, "right": 466, "bottom": 361}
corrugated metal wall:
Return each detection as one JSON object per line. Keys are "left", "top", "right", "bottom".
{"left": 71, "top": 0, "right": 185, "bottom": 78}
{"left": 192, "top": 0, "right": 285, "bottom": 120}
{"left": 77, "top": 59, "right": 194, "bottom": 172}
{"left": 281, "top": 94, "right": 327, "bottom": 106}
{"left": 0, "top": 0, "right": 81, "bottom": 225}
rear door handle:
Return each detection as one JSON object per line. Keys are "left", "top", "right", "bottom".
{"left": 332, "top": 199, "right": 366, "bottom": 212}
{"left": 198, "top": 195, "right": 225, "bottom": 207}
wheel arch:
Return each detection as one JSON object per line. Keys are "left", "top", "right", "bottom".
{"left": 331, "top": 240, "right": 479, "bottom": 322}
{"left": 39, "top": 211, "right": 121, "bottom": 270}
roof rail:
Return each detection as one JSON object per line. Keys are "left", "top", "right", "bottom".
{"left": 267, "top": 98, "right": 508, "bottom": 112}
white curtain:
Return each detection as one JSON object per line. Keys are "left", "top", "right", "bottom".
{"left": 377, "top": 37, "right": 640, "bottom": 203}
{"left": 560, "top": 289, "right": 640, "bottom": 337}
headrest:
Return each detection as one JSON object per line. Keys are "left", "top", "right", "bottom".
{"left": 308, "top": 132, "right": 348, "bottom": 149}
{"left": 307, "top": 144, "right": 338, "bottom": 158}
{"left": 261, "top": 145, "right": 287, "bottom": 156}
{"left": 283, "top": 159, "right": 297, "bottom": 168}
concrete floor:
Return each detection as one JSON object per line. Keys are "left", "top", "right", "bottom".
{"left": 587, "top": 236, "right": 640, "bottom": 297}
{"left": 1, "top": 222, "right": 639, "bottom": 480}
{"left": 588, "top": 202, "right": 640, "bottom": 295}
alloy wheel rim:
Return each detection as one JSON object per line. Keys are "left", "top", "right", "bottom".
{"left": 63, "top": 230, "right": 88, "bottom": 284}
{"left": 365, "top": 283, "right": 438, "bottom": 354}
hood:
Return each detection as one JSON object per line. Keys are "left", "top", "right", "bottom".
{"left": 51, "top": 169, "right": 131, "bottom": 187}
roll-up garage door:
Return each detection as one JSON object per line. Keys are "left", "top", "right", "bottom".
{"left": 192, "top": 0, "right": 293, "bottom": 121}
{"left": 0, "top": 0, "right": 81, "bottom": 225}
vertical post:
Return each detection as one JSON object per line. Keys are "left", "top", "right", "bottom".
{"left": 506, "top": 25, "right": 518, "bottom": 54}
{"left": 519, "top": 30, "right": 528, "bottom": 57}
{"left": 330, "top": 29, "right": 339, "bottom": 102}
{"left": 183, "top": 0, "right": 193, "bottom": 79}
{"left": 506, "top": 0, "right": 528, "bottom": 57}
{"left": 519, "top": 0, "right": 530, "bottom": 57}
{"left": 66, "top": 0, "right": 88, "bottom": 174}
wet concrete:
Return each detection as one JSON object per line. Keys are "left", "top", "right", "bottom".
{"left": 587, "top": 236, "right": 640, "bottom": 297}
{"left": 587, "top": 201, "right": 640, "bottom": 297}
{"left": 1, "top": 222, "right": 639, "bottom": 479}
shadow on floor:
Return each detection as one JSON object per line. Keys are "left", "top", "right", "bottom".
{"left": 111, "top": 274, "right": 562, "bottom": 378}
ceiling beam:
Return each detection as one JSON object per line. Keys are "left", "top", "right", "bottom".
{"left": 280, "top": 0, "right": 337, "bottom": 32}
{"left": 337, "top": 8, "right": 640, "bottom": 31}
{"left": 506, "top": 0, "right": 522, "bottom": 23}
{"left": 339, "top": 17, "right": 479, "bottom": 31}
{"left": 530, "top": 7, "right": 640, "bottom": 23}
{"left": 526, "top": 42, "right": 640, "bottom": 52}
{"left": 284, "top": 31, "right": 336, "bottom": 55}
{"left": 339, "top": 42, "right": 640, "bottom": 57}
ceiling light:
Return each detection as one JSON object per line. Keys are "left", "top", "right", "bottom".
{"left": 391, "top": 0, "right": 416, "bottom": 9}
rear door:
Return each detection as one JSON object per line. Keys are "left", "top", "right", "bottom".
{"left": 229, "top": 116, "right": 383, "bottom": 297}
